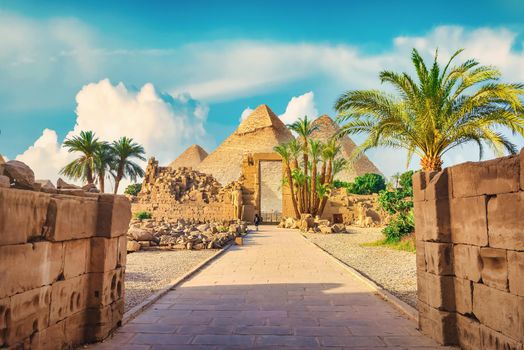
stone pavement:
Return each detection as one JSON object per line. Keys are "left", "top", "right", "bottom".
{"left": 92, "top": 226, "right": 450, "bottom": 349}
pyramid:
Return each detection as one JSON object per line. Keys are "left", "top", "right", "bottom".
{"left": 309, "top": 115, "right": 382, "bottom": 181}
{"left": 169, "top": 144, "right": 208, "bottom": 169}
{"left": 197, "top": 104, "right": 293, "bottom": 185}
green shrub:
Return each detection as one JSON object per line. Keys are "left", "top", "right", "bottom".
{"left": 378, "top": 170, "right": 415, "bottom": 242}
{"left": 333, "top": 180, "right": 351, "bottom": 189}
{"left": 346, "top": 173, "right": 386, "bottom": 195}
{"left": 125, "top": 183, "right": 142, "bottom": 196}
{"left": 134, "top": 211, "right": 152, "bottom": 221}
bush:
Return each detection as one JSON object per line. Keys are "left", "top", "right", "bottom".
{"left": 346, "top": 173, "right": 386, "bottom": 195}
{"left": 125, "top": 183, "right": 142, "bottom": 196}
{"left": 333, "top": 180, "right": 351, "bottom": 189}
{"left": 134, "top": 211, "right": 152, "bottom": 221}
{"left": 378, "top": 170, "right": 415, "bottom": 242}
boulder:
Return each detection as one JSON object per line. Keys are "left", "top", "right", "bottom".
{"left": 0, "top": 175, "right": 10, "bottom": 188}
{"left": 82, "top": 183, "right": 100, "bottom": 193}
{"left": 127, "top": 240, "right": 141, "bottom": 252}
{"left": 2, "top": 160, "right": 35, "bottom": 189}
{"left": 299, "top": 214, "right": 314, "bottom": 232}
{"left": 332, "top": 223, "right": 345, "bottom": 233}
{"left": 318, "top": 225, "right": 333, "bottom": 234}
{"left": 128, "top": 227, "right": 155, "bottom": 241}
{"left": 36, "top": 179, "right": 56, "bottom": 191}
{"left": 57, "top": 177, "right": 80, "bottom": 189}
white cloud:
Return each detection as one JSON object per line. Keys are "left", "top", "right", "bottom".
{"left": 17, "top": 79, "right": 209, "bottom": 192}
{"left": 239, "top": 107, "right": 254, "bottom": 121}
{"left": 279, "top": 91, "right": 319, "bottom": 124}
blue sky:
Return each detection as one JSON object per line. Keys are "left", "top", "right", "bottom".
{"left": 1, "top": 0, "right": 524, "bottom": 183}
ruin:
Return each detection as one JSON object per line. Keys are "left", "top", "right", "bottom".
{"left": 414, "top": 152, "right": 524, "bottom": 349}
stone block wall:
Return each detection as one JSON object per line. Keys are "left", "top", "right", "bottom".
{"left": 414, "top": 152, "right": 524, "bottom": 349}
{"left": 0, "top": 187, "right": 131, "bottom": 349}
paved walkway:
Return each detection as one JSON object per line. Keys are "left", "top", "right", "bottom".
{"left": 94, "top": 226, "right": 448, "bottom": 349}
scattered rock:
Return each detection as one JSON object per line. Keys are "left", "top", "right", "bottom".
{"left": 2, "top": 160, "right": 35, "bottom": 189}
{"left": 82, "top": 183, "right": 100, "bottom": 193}
{"left": 127, "top": 240, "right": 141, "bottom": 253}
{"left": 128, "top": 227, "right": 155, "bottom": 241}
{"left": 318, "top": 225, "right": 333, "bottom": 234}
{"left": 36, "top": 179, "right": 56, "bottom": 190}
{"left": 57, "top": 177, "right": 80, "bottom": 189}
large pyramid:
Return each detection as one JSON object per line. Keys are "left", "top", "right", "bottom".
{"left": 310, "top": 115, "right": 382, "bottom": 181}
{"left": 169, "top": 144, "right": 208, "bottom": 169}
{"left": 197, "top": 104, "right": 293, "bottom": 185}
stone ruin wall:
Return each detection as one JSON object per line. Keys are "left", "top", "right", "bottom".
{"left": 321, "top": 189, "right": 386, "bottom": 227}
{"left": 0, "top": 187, "right": 131, "bottom": 349}
{"left": 132, "top": 158, "right": 238, "bottom": 222}
{"left": 414, "top": 152, "right": 524, "bottom": 349}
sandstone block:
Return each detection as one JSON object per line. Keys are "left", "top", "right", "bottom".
{"left": 97, "top": 194, "right": 131, "bottom": 237}
{"left": 30, "top": 319, "right": 66, "bottom": 350}
{"left": 417, "top": 272, "right": 428, "bottom": 305}
{"left": 44, "top": 195, "right": 98, "bottom": 241}
{"left": 0, "top": 242, "right": 63, "bottom": 299}
{"left": 50, "top": 275, "right": 88, "bottom": 324}
{"left": 473, "top": 283, "right": 520, "bottom": 340}
{"left": 7, "top": 286, "right": 51, "bottom": 346}
{"left": 127, "top": 240, "right": 141, "bottom": 252}
{"left": 418, "top": 301, "right": 457, "bottom": 345}
{"left": 450, "top": 196, "right": 488, "bottom": 246}
{"left": 426, "top": 273, "right": 455, "bottom": 312}
{"left": 416, "top": 240, "right": 426, "bottom": 270}
{"left": 456, "top": 314, "right": 481, "bottom": 350}
{"left": 508, "top": 250, "right": 524, "bottom": 296}
{"left": 455, "top": 278, "right": 473, "bottom": 315}
{"left": 425, "top": 170, "right": 450, "bottom": 201}
{"left": 480, "top": 324, "right": 522, "bottom": 350}
{"left": 64, "top": 239, "right": 89, "bottom": 279}
{"left": 487, "top": 192, "right": 524, "bottom": 250}
{"left": 454, "top": 244, "right": 482, "bottom": 282}
{"left": 0, "top": 297, "right": 8, "bottom": 344}
{"left": 3, "top": 160, "right": 35, "bottom": 189}
{"left": 87, "top": 268, "right": 124, "bottom": 307}
{"left": 414, "top": 199, "right": 451, "bottom": 242}
{"left": 117, "top": 235, "right": 127, "bottom": 268}
{"left": 480, "top": 247, "right": 508, "bottom": 291}
{"left": 451, "top": 156, "right": 519, "bottom": 197}
{"left": 0, "top": 188, "right": 50, "bottom": 245}
{"left": 88, "top": 237, "right": 118, "bottom": 273}
{"left": 64, "top": 310, "right": 88, "bottom": 346}
{"left": 425, "top": 242, "right": 453, "bottom": 275}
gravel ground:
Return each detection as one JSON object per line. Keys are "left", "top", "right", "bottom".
{"left": 124, "top": 249, "right": 217, "bottom": 312}
{"left": 303, "top": 227, "right": 417, "bottom": 308}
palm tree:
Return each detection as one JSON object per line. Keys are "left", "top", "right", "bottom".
{"left": 111, "top": 137, "right": 146, "bottom": 194}
{"left": 61, "top": 131, "right": 100, "bottom": 184}
{"left": 309, "top": 139, "right": 322, "bottom": 215}
{"left": 94, "top": 142, "right": 115, "bottom": 193}
{"left": 288, "top": 116, "right": 319, "bottom": 212}
{"left": 274, "top": 144, "right": 300, "bottom": 219}
{"left": 335, "top": 48, "right": 524, "bottom": 171}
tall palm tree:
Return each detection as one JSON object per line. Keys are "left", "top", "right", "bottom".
{"left": 61, "top": 131, "right": 100, "bottom": 184}
{"left": 94, "top": 142, "right": 115, "bottom": 193}
{"left": 335, "top": 48, "right": 524, "bottom": 171}
{"left": 288, "top": 116, "right": 318, "bottom": 212}
{"left": 111, "top": 137, "right": 146, "bottom": 194}
{"left": 309, "top": 140, "right": 322, "bottom": 215}
{"left": 274, "top": 144, "right": 300, "bottom": 219}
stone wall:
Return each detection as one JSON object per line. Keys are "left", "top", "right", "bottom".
{"left": 322, "top": 189, "right": 385, "bottom": 227}
{"left": 413, "top": 152, "right": 524, "bottom": 349}
{"left": 0, "top": 187, "right": 131, "bottom": 349}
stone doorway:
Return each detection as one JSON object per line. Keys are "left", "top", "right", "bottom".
{"left": 259, "top": 160, "right": 283, "bottom": 223}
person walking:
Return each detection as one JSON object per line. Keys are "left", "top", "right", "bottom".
{"left": 254, "top": 213, "right": 261, "bottom": 231}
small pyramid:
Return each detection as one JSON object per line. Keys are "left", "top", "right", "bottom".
{"left": 310, "top": 115, "right": 382, "bottom": 181}
{"left": 169, "top": 144, "right": 208, "bottom": 169}
{"left": 197, "top": 105, "right": 293, "bottom": 185}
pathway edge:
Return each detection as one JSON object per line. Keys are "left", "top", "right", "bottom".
{"left": 298, "top": 230, "right": 419, "bottom": 323}
{"left": 121, "top": 241, "right": 234, "bottom": 325}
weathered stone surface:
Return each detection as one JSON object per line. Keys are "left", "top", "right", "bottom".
{"left": 508, "top": 250, "right": 524, "bottom": 296}
{"left": 450, "top": 156, "right": 519, "bottom": 197}
{"left": 44, "top": 195, "right": 98, "bottom": 241}
{"left": 480, "top": 247, "right": 508, "bottom": 291}
{"left": 450, "top": 196, "right": 488, "bottom": 246}
{"left": 64, "top": 239, "right": 88, "bottom": 279}
{"left": 480, "top": 324, "right": 522, "bottom": 350}
{"left": 426, "top": 273, "right": 455, "bottom": 312}
{"left": 35, "top": 179, "right": 56, "bottom": 191}
{"left": 424, "top": 242, "right": 453, "bottom": 275}
{"left": 88, "top": 237, "right": 118, "bottom": 273}
{"left": 56, "top": 177, "right": 80, "bottom": 189}
{"left": 416, "top": 240, "right": 426, "bottom": 270}
{"left": 454, "top": 278, "right": 473, "bottom": 315}
{"left": 473, "top": 283, "right": 520, "bottom": 340}
{"left": 487, "top": 192, "right": 524, "bottom": 250}
{"left": 50, "top": 275, "right": 87, "bottom": 324}
{"left": 418, "top": 301, "right": 457, "bottom": 345}
{"left": 0, "top": 188, "right": 50, "bottom": 245}
{"left": 0, "top": 175, "right": 9, "bottom": 188}
{"left": 30, "top": 319, "right": 66, "bottom": 350}
{"left": 414, "top": 199, "right": 451, "bottom": 242}
{"left": 87, "top": 268, "right": 124, "bottom": 307}
{"left": 97, "top": 194, "right": 131, "bottom": 237}
{"left": 456, "top": 314, "right": 481, "bottom": 350}
{"left": 0, "top": 242, "right": 63, "bottom": 299}
{"left": 454, "top": 244, "right": 482, "bottom": 282}
{"left": 116, "top": 235, "right": 127, "bottom": 268}
{"left": 127, "top": 240, "right": 141, "bottom": 252}
{"left": 3, "top": 160, "right": 35, "bottom": 189}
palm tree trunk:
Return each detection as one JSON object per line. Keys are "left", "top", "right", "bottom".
{"left": 318, "top": 159, "right": 332, "bottom": 217}
{"left": 285, "top": 163, "right": 300, "bottom": 219}
{"left": 420, "top": 155, "right": 443, "bottom": 172}
{"left": 310, "top": 161, "right": 317, "bottom": 216}
{"left": 303, "top": 152, "right": 309, "bottom": 213}
{"left": 99, "top": 172, "right": 105, "bottom": 193}
{"left": 86, "top": 167, "right": 94, "bottom": 185}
